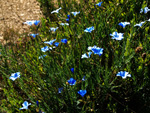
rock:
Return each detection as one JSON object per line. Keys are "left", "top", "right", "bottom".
{"left": 0, "top": 0, "right": 43, "bottom": 43}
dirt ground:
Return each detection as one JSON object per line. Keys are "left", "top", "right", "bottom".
{"left": 0, "top": 0, "right": 43, "bottom": 43}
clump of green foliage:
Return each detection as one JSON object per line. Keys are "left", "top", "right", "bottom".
{"left": 0, "top": 0, "right": 150, "bottom": 112}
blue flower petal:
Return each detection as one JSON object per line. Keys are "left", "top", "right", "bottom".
{"left": 23, "top": 20, "right": 40, "bottom": 26}
{"left": 41, "top": 46, "right": 52, "bottom": 52}
{"left": 36, "top": 101, "right": 39, "bottom": 106}
{"left": 140, "top": 8, "right": 143, "bottom": 13}
{"left": 9, "top": 72, "right": 20, "bottom": 81}
{"left": 82, "top": 76, "right": 86, "bottom": 81}
{"left": 96, "top": 2, "right": 102, "bottom": 7}
{"left": 66, "top": 18, "right": 70, "bottom": 22}
{"left": 39, "top": 55, "right": 47, "bottom": 59}
{"left": 44, "top": 39, "right": 56, "bottom": 45}
{"left": 144, "top": 7, "right": 150, "bottom": 14}
{"left": 88, "top": 46, "right": 104, "bottom": 56}
{"left": 34, "top": 20, "right": 40, "bottom": 25}
{"left": 67, "top": 15, "right": 70, "bottom": 19}
{"left": 116, "top": 71, "right": 131, "bottom": 79}
{"left": 58, "top": 87, "right": 63, "bottom": 93}
{"left": 118, "top": 22, "right": 130, "bottom": 28}
{"left": 84, "top": 26, "right": 94, "bottom": 33}
{"left": 54, "top": 42, "right": 59, "bottom": 47}
{"left": 71, "top": 68, "right": 74, "bottom": 73}
{"left": 68, "top": 78, "right": 76, "bottom": 85}
{"left": 30, "top": 33, "right": 39, "bottom": 38}
{"left": 61, "top": 39, "right": 67, "bottom": 44}
{"left": 78, "top": 90, "right": 87, "bottom": 97}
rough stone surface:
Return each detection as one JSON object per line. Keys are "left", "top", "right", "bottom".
{"left": 0, "top": 0, "right": 43, "bottom": 42}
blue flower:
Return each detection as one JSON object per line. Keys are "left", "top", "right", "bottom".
{"left": 82, "top": 76, "right": 86, "bottom": 81}
{"left": 116, "top": 71, "right": 131, "bottom": 79}
{"left": 67, "top": 15, "right": 70, "bottom": 19}
{"left": 36, "top": 101, "right": 45, "bottom": 113}
{"left": 67, "top": 78, "right": 76, "bottom": 85}
{"left": 44, "top": 39, "right": 56, "bottom": 45}
{"left": 66, "top": 18, "right": 70, "bottom": 22}
{"left": 36, "top": 101, "right": 39, "bottom": 107}
{"left": 140, "top": 8, "right": 143, "bottom": 13}
{"left": 19, "top": 101, "right": 31, "bottom": 110}
{"left": 51, "top": 7, "right": 62, "bottom": 14}
{"left": 58, "top": 87, "right": 63, "bottom": 93}
{"left": 134, "top": 21, "right": 145, "bottom": 27}
{"left": 96, "top": 2, "right": 102, "bottom": 7}
{"left": 23, "top": 20, "right": 40, "bottom": 26}
{"left": 41, "top": 46, "right": 52, "bottom": 52}
{"left": 88, "top": 46, "right": 104, "bottom": 56}
{"left": 110, "top": 31, "right": 124, "bottom": 40}
{"left": 118, "top": 22, "right": 130, "bottom": 28}
{"left": 78, "top": 90, "right": 87, "bottom": 97}
{"left": 71, "top": 68, "right": 74, "bottom": 73}
{"left": 54, "top": 42, "right": 59, "bottom": 47}
{"left": 9, "top": 72, "right": 20, "bottom": 81}
{"left": 49, "top": 27, "right": 59, "bottom": 32}
{"left": 61, "top": 39, "right": 67, "bottom": 44}
{"left": 84, "top": 26, "right": 94, "bottom": 33}
{"left": 140, "top": 7, "right": 150, "bottom": 14}
{"left": 34, "top": 21, "right": 40, "bottom": 26}
{"left": 39, "top": 110, "right": 42, "bottom": 113}
{"left": 60, "top": 23, "right": 69, "bottom": 26}
{"left": 30, "top": 33, "right": 39, "bottom": 38}
{"left": 71, "top": 11, "right": 80, "bottom": 16}
{"left": 144, "top": 7, "right": 150, "bottom": 13}
{"left": 39, "top": 55, "right": 47, "bottom": 59}
{"left": 81, "top": 52, "right": 92, "bottom": 59}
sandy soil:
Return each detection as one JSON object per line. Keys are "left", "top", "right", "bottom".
{"left": 0, "top": 0, "right": 43, "bottom": 43}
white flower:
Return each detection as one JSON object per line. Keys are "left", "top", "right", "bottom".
{"left": 110, "top": 31, "right": 124, "bottom": 40}
{"left": 51, "top": 7, "right": 62, "bottom": 14}
{"left": 71, "top": 11, "right": 80, "bottom": 16}
{"left": 60, "top": 23, "right": 69, "bottom": 26}
{"left": 41, "top": 46, "right": 52, "bottom": 52}
{"left": 81, "top": 52, "right": 92, "bottom": 59}
{"left": 140, "top": 8, "right": 143, "bottom": 13}
{"left": 19, "top": 101, "right": 31, "bottom": 110}
{"left": 134, "top": 21, "right": 145, "bottom": 27}
{"left": 147, "top": 19, "right": 150, "bottom": 22}
{"left": 23, "top": 20, "right": 40, "bottom": 26}
{"left": 144, "top": 7, "right": 150, "bottom": 14}
{"left": 49, "top": 27, "right": 59, "bottom": 32}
